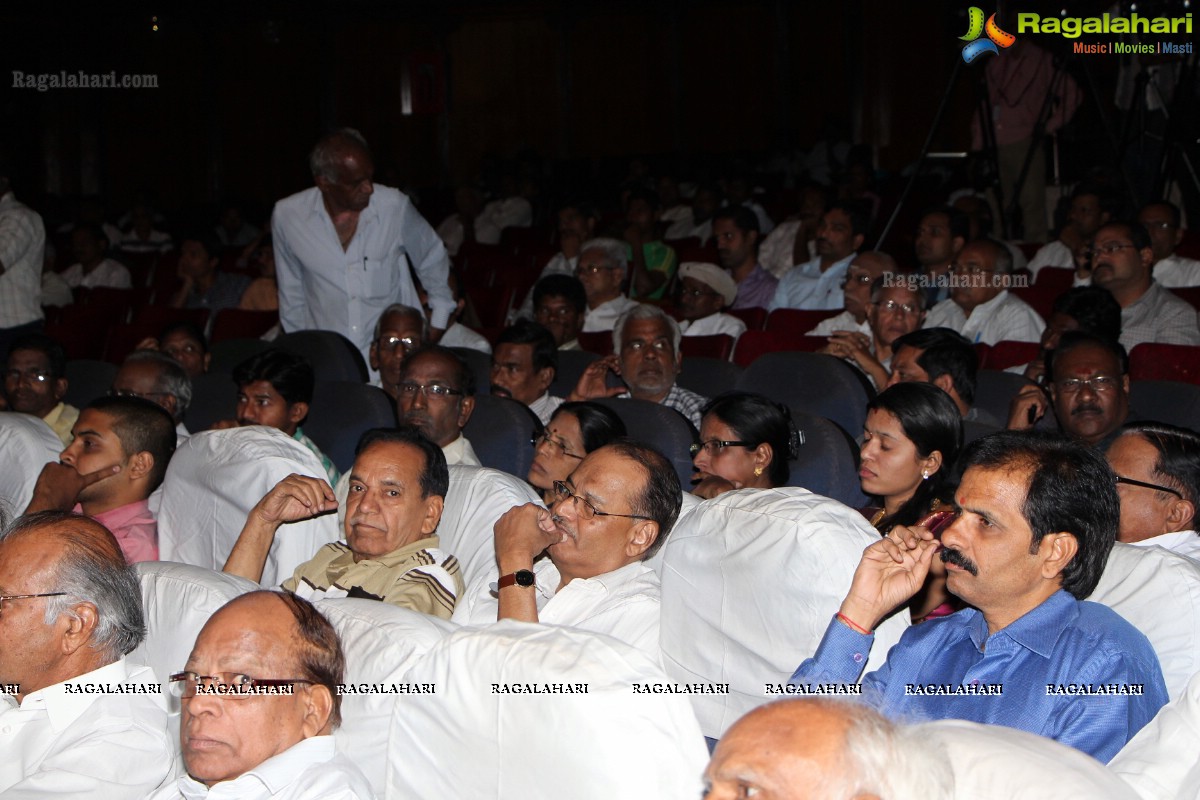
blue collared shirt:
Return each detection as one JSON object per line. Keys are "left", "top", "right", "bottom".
{"left": 790, "top": 590, "right": 1167, "bottom": 763}
{"left": 768, "top": 253, "right": 854, "bottom": 311}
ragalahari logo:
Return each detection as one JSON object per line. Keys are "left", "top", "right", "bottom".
{"left": 960, "top": 7, "right": 1017, "bottom": 62}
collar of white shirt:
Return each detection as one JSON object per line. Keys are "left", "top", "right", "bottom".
{"left": 1128, "top": 530, "right": 1200, "bottom": 554}
{"left": 19, "top": 658, "right": 147, "bottom": 732}
{"left": 177, "top": 736, "right": 339, "bottom": 799}
{"left": 305, "top": 186, "right": 379, "bottom": 227}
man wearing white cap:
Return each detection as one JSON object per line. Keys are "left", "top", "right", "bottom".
{"left": 677, "top": 262, "right": 747, "bottom": 341}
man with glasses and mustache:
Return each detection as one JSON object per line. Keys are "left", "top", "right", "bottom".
{"left": 1106, "top": 422, "right": 1200, "bottom": 562}
{"left": 150, "top": 591, "right": 374, "bottom": 799}
{"left": 922, "top": 238, "right": 1043, "bottom": 346}
{"left": 576, "top": 237, "right": 639, "bottom": 334}
{"left": 790, "top": 430, "right": 1168, "bottom": 763}
{"left": 453, "top": 440, "right": 681, "bottom": 661}
{"left": 824, "top": 276, "right": 927, "bottom": 390}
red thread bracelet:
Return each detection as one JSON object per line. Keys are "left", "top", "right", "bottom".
{"left": 837, "top": 612, "right": 872, "bottom": 635}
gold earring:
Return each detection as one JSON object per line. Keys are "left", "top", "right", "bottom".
{"left": 754, "top": 466, "right": 764, "bottom": 477}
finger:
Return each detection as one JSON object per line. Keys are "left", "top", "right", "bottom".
{"left": 79, "top": 464, "right": 121, "bottom": 486}
{"left": 878, "top": 537, "right": 907, "bottom": 563}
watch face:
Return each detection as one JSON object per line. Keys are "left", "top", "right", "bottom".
{"left": 515, "top": 569, "right": 535, "bottom": 587}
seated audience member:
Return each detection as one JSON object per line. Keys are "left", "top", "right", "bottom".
{"left": 657, "top": 174, "right": 693, "bottom": 240}
{"left": 703, "top": 699, "right": 953, "bottom": 800}
{"left": 528, "top": 401, "right": 626, "bottom": 506}
{"left": 577, "top": 237, "right": 640, "bottom": 333}
{"left": 368, "top": 303, "right": 425, "bottom": 404}
{"left": 951, "top": 191, "right": 1029, "bottom": 272}
{"left": 168, "top": 233, "right": 250, "bottom": 314}
{"left": 1107, "top": 422, "right": 1200, "bottom": 562}
{"left": 213, "top": 202, "right": 261, "bottom": 248}
{"left": 225, "top": 426, "right": 462, "bottom": 617}
{"left": 473, "top": 174, "right": 535, "bottom": 246}
{"left": 914, "top": 205, "right": 969, "bottom": 306}
{"left": 397, "top": 345, "right": 479, "bottom": 466}
{"left": 860, "top": 383, "right": 963, "bottom": 622}
{"left": 491, "top": 320, "right": 562, "bottom": 425}
{"left": 807, "top": 251, "right": 895, "bottom": 337}
{"left": 152, "top": 591, "right": 373, "bottom": 800}
{"left": 0, "top": 511, "right": 172, "bottom": 795}
{"left": 791, "top": 430, "right": 1168, "bottom": 762}
{"left": 888, "top": 328, "right": 999, "bottom": 426}
{"left": 237, "top": 237, "right": 279, "bottom": 311}
{"left": 676, "top": 262, "right": 747, "bottom": 340}
{"left": 117, "top": 203, "right": 173, "bottom": 256}
{"left": 1014, "top": 285, "right": 1121, "bottom": 384}
{"left": 1083, "top": 220, "right": 1200, "bottom": 351}
{"left": 623, "top": 188, "right": 677, "bottom": 301}
{"left": 474, "top": 440, "right": 681, "bottom": 658}
{"left": 1008, "top": 331, "right": 1132, "bottom": 450}
{"left": 26, "top": 396, "right": 175, "bottom": 563}
{"left": 4, "top": 333, "right": 77, "bottom": 446}
{"left": 434, "top": 186, "right": 483, "bottom": 257}
{"left": 820, "top": 264, "right": 926, "bottom": 390}
{"left": 1026, "top": 185, "right": 1115, "bottom": 279}
{"left": 510, "top": 200, "right": 599, "bottom": 322}
{"left": 569, "top": 304, "right": 708, "bottom": 428}
{"left": 691, "top": 392, "right": 797, "bottom": 499}
{"left": 726, "top": 174, "right": 774, "bottom": 235}
{"left": 757, "top": 183, "right": 830, "bottom": 279}
{"left": 923, "top": 239, "right": 1044, "bottom": 345}
{"left": 532, "top": 274, "right": 587, "bottom": 350}
{"left": 215, "top": 349, "right": 339, "bottom": 483}
{"left": 432, "top": 268, "right": 491, "bottom": 354}
{"left": 61, "top": 224, "right": 132, "bottom": 289}
{"left": 682, "top": 183, "right": 722, "bottom": 245}
{"left": 712, "top": 206, "right": 778, "bottom": 310}
{"left": 769, "top": 202, "right": 866, "bottom": 312}
{"left": 1139, "top": 201, "right": 1200, "bottom": 287}
{"left": 112, "top": 349, "right": 194, "bottom": 441}
{"left": 158, "top": 320, "right": 211, "bottom": 380}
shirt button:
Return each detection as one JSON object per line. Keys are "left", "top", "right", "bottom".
{"left": 852, "top": 653, "right": 864, "bottom": 663}
{"left": 971, "top": 679, "right": 979, "bottom": 686}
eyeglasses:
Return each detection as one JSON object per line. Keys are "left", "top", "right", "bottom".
{"left": 839, "top": 272, "right": 874, "bottom": 288}
{"left": 531, "top": 430, "right": 584, "bottom": 459}
{"left": 1115, "top": 475, "right": 1184, "bottom": 499}
{"left": 377, "top": 336, "right": 419, "bottom": 354}
{"left": 875, "top": 299, "right": 920, "bottom": 316}
{"left": 164, "top": 343, "right": 203, "bottom": 357}
{"left": 621, "top": 339, "right": 673, "bottom": 354}
{"left": 0, "top": 591, "right": 68, "bottom": 614}
{"left": 576, "top": 263, "right": 619, "bottom": 276}
{"left": 1140, "top": 221, "right": 1176, "bottom": 230}
{"left": 1054, "top": 375, "right": 1119, "bottom": 394}
{"left": 1084, "top": 243, "right": 1137, "bottom": 259}
{"left": 169, "top": 671, "right": 315, "bottom": 700}
{"left": 535, "top": 306, "right": 576, "bottom": 320}
{"left": 551, "top": 480, "right": 652, "bottom": 522}
{"left": 949, "top": 263, "right": 994, "bottom": 277}
{"left": 108, "top": 388, "right": 174, "bottom": 401}
{"left": 689, "top": 439, "right": 752, "bottom": 456}
{"left": 4, "top": 369, "right": 51, "bottom": 384}
{"left": 397, "top": 382, "right": 464, "bottom": 400}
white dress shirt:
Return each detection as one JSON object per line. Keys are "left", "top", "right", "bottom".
{"left": 60, "top": 258, "right": 133, "bottom": 290}
{"left": 680, "top": 312, "right": 747, "bottom": 340}
{"left": 581, "top": 295, "right": 639, "bottom": 333}
{"left": 438, "top": 322, "right": 491, "bottom": 354}
{"left": 473, "top": 197, "right": 532, "bottom": 245}
{"left": 1111, "top": 670, "right": 1200, "bottom": 800}
{"left": 922, "top": 290, "right": 1045, "bottom": 344}
{"left": 442, "top": 435, "right": 481, "bottom": 467}
{"left": 1130, "top": 530, "right": 1200, "bottom": 563}
{"left": 528, "top": 392, "right": 565, "bottom": 425}
{"left": 757, "top": 219, "right": 803, "bottom": 279}
{"left": 768, "top": 253, "right": 855, "bottom": 311}
{"left": 0, "top": 658, "right": 173, "bottom": 797}
{"left": 661, "top": 205, "right": 695, "bottom": 240}
{"left": 0, "top": 192, "right": 45, "bottom": 329}
{"left": 1153, "top": 253, "right": 1200, "bottom": 288}
{"left": 149, "top": 735, "right": 375, "bottom": 800}
{"left": 805, "top": 309, "right": 870, "bottom": 337}
{"left": 272, "top": 185, "right": 455, "bottom": 365}
{"left": 1026, "top": 239, "right": 1074, "bottom": 279}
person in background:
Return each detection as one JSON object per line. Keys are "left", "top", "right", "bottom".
{"left": 623, "top": 188, "right": 677, "bottom": 301}
{"left": 527, "top": 401, "right": 626, "bottom": 507}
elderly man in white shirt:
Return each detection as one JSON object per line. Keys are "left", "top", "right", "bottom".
{"left": 1139, "top": 201, "right": 1200, "bottom": 288}
{"left": 923, "top": 238, "right": 1045, "bottom": 345}
{"left": 1107, "top": 422, "right": 1200, "bottom": 563}
{"left": 272, "top": 128, "right": 455, "bottom": 371}
{"left": 150, "top": 591, "right": 375, "bottom": 800}
{"left": 455, "top": 440, "right": 681, "bottom": 662}
{"left": 676, "top": 262, "right": 746, "bottom": 341}
{"left": 0, "top": 511, "right": 173, "bottom": 797}
{"left": 576, "top": 237, "right": 639, "bottom": 333}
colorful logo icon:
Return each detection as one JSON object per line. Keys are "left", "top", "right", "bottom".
{"left": 960, "top": 7, "right": 1016, "bottom": 62}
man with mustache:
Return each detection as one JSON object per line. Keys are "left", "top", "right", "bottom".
{"left": 396, "top": 345, "right": 479, "bottom": 467}
{"left": 489, "top": 319, "right": 563, "bottom": 425}
{"left": 769, "top": 202, "right": 866, "bottom": 312}
{"left": 1007, "top": 331, "right": 1132, "bottom": 451}
{"left": 452, "top": 440, "right": 680, "bottom": 660}
{"left": 224, "top": 426, "right": 463, "bottom": 618}
{"left": 790, "top": 430, "right": 1167, "bottom": 762}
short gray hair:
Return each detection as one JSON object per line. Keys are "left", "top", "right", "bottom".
{"left": 579, "top": 237, "right": 629, "bottom": 278}
{"left": 125, "top": 349, "right": 192, "bottom": 419}
{"left": 612, "top": 304, "right": 682, "bottom": 356}
{"left": 309, "top": 128, "right": 371, "bottom": 182}
{"left": 373, "top": 303, "right": 427, "bottom": 341}
{"left": 1, "top": 511, "right": 146, "bottom": 662}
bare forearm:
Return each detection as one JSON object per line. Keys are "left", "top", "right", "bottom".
{"left": 222, "top": 517, "right": 278, "bottom": 583}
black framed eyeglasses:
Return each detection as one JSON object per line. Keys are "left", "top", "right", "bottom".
{"left": 551, "top": 480, "right": 652, "bottom": 522}
{"left": 168, "top": 671, "right": 316, "bottom": 699}
{"left": 689, "top": 439, "right": 752, "bottom": 456}
{"left": 531, "top": 431, "right": 584, "bottom": 459}
{"left": 1115, "top": 475, "right": 1183, "bottom": 499}
{"left": 0, "top": 592, "right": 68, "bottom": 614}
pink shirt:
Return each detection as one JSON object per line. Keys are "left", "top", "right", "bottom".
{"left": 73, "top": 499, "right": 159, "bottom": 563}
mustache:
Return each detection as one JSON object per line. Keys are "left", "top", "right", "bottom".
{"left": 490, "top": 384, "right": 512, "bottom": 399}
{"left": 1071, "top": 403, "right": 1104, "bottom": 416}
{"left": 939, "top": 547, "right": 979, "bottom": 576}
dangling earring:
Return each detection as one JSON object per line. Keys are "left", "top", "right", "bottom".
{"left": 921, "top": 469, "right": 930, "bottom": 480}
{"left": 754, "top": 466, "right": 764, "bottom": 477}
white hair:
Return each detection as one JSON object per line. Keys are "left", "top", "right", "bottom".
{"left": 612, "top": 304, "right": 682, "bottom": 356}
{"left": 309, "top": 128, "right": 371, "bottom": 181}
{"left": 373, "top": 303, "right": 427, "bottom": 340}
{"left": 579, "top": 237, "right": 629, "bottom": 278}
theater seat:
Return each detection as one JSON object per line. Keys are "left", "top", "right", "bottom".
{"left": 594, "top": 397, "right": 698, "bottom": 488}
{"left": 974, "top": 369, "right": 1035, "bottom": 427}
{"left": 275, "top": 329, "right": 368, "bottom": 383}
{"left": 659, "top": 487, "right": 909, "bottom": 739}
{"left": 1129, "top": 343, "right": 1200, "bottom": 385}
{"left": 786, "top": 410, "right": 867, "bottom": 508}
{"left": 387, "top": 622, "right": 708, "bottom": 800}
{"left": 0, "top": 412, "right": 63, "bottom": 519}
{"left": 549, "top": 349, "right": 600, "bottom": 398}
{"left": 1112, "top": 670, "right": 1200, "bottom": 800}
{"left": 1088, "top": 542, "right": 1200, "bottom": 702}
{"left": 676, "top": 356, "right": 742, "bottom": 398}
{"left": 462, "top": 394, "right": 543, "bottom": 477}
{"left": 919, "top": 719, "right": 1137, "bottom": 799}
{"left": 317, "top": 598, "right": 455, "bottom": 798}
{"left": 439, "top": 464, "right": 540, "bottom": 591}
{"left": 64, "top": 358, "right": 118, "bottom": 408}
{"left": 157, "top": 427, "right": 341, "bottom": 587}
{"left": 1130, "top": 380, "right": 1200, "bottom": 431}
{"left": 736, "top": 351, "right": 872, "bottom": 439}
{"left": 304, "top": 380, "right": 397, "bottom": 474}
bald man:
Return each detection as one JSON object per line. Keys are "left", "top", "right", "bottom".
{"left": 703, "top": 699, "right": 953, "bottom": 800}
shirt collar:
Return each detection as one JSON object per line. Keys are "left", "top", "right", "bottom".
{"left": 967, "top": 589, "right": 1077, "bottom": 657}
{"left": 87, "top": 499, "right": 154, "bottom": 531}
{"left": 22, "top": 658, "right": 130, "bottom": 732}
{"left": 307, "top": 188, "right": 379, "bottom": 225}
{"left": 178, "top": 736, "right": 337, "bottom": 798}
{"left": 1130, "top": 530, "right": 1198, "bottom": 549}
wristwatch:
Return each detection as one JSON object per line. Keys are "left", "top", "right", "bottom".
{"left": 497, "top": 569, "right": 536, "bottom": 589}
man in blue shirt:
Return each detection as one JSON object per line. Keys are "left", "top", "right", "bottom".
{"left": 791, "top": 430, "right": 1167, "bottom": 763}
